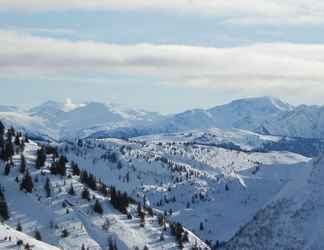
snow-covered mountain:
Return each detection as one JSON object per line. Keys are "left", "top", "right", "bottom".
{"left": 258, "top": 104, "right": 324, "bottom": 139}
{"left": 1, "top": 114, "right": 323, "bottom": 249}
{"left": 3, "top": 96, "right": 324, "bottom": 141}
{"left": 91, "top": 96, "right": 295, "bottom": 139}
{"left": 0, "top": 100, "right": 163, "bottom": 140}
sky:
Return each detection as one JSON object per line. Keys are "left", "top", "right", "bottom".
{"left": 1, "top": 1, "right": 324, "bottom": 113}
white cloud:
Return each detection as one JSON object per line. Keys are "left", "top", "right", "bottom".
{"left": 1, "top": 29, "right": 324, "bottom": 103}
{"left": 1, "top": 0, "right": 324, "bottom": 25}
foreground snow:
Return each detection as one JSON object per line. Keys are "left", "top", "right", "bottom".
{"left": 0, "top": 223, "right": 59, "bottom": 250}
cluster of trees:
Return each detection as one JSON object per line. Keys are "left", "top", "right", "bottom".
{"left": 80, "top": 170, "right": 98, "bottom": 191}
{"left": 110, "top": 186, "right": 131, "bottom": 214}
{"left": 0, "top": 122, "right": 25, "bottom": 162}
{"left": 170, "top": 222, "right": 189, "bottom": 248}
{"left": 50, "top": 155, "right": 67, "bottom": 176}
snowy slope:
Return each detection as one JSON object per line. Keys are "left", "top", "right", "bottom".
{"left": 0, "top": 223, "right": 60, "bottom": 250}
{"left": 63, "top": 134, "right": 310, "bottom": 246}
{"left": 0, "top": 137, "right": 207, "bottom": 250}
{"left": 220, "top": 155, "right": 324, "bottom": 250}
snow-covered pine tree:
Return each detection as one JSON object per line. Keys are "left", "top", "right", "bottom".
{"left": 20, "top": 170, "right": 34, "bottom": 193}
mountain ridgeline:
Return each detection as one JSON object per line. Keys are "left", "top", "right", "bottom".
{"left": 2, "top": 96, "right": 324, "bottom": 157}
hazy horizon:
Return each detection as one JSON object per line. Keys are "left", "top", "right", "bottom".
{"left": 1, "top": 1, "right": 324, "bottom": 113}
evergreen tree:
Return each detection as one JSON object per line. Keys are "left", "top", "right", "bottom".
{"left": 16, "top": 221, "right": 22, "bottom": 231}
{"left": 6, "top": 127, "right": 15, "bottom": 142}
{"left": 3, "top": 141, "right": 14, "bottom": 162}
{"left": 44, "top": 178, "right": 51, "bottom": 197}
{"left": 200, "top": 222, "right": 204, "bottom": 231}
{"left": 34, "top": 229, "right": 42, "bottom": 241}
{"left": 19, "top": 154, "right": 27, "bottom": 174}
{"left": 57, "top": 155, "right": 67, "bottom": 176}
{"left": 81, "top": 187, "right": 90, "bottom": 201}
{"left": 14, "top": 134, "right": 20, "bottom": 146}
{"left": 20, "top": 170, "right": 34, "bottom": 193}
{"left": 3, "top": 163, "right": 10, "bottom": 176}
{"left": 71, "top": 161, "right": 80, "bottom": 176}
{"left": 68, "top": 184, "right": 75, "bottom": 196}
{"left": 0, "top": 194, "right": 9, "bottom": 220}
{"left": 61, "top": 229, "right": 69, "bottom": 238}
{"left": 0, "top": 121, "right": 4, "bottom": 136}
{"left": 35, "top": 148, "right": 46, "bottom": 169}
{"left": 93, "top": 199, "right": 103, "bottom": 214}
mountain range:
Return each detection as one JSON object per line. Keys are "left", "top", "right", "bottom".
{"left": 1, "top": 96, "right": 324, "bottom": 140}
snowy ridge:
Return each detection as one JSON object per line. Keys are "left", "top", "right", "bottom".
{"left": 4, "top": 96, "right": 324, "bottom": 140}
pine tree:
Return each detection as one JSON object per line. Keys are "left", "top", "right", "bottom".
{"left": 0, "top": 121, "right": 4, "bottom": 136}
{"left": 61, "top": 229, "right": 69, "bottom": 238}
{"left": 81, "top": 187, "right": 90, "bottom": 201}
{"left": 44, "top": 178, "right": 51, "bottom": 197}
{"left": 200, "top": 222, "right": 204, "bottom": 231}
{"left": 0, "top": 194, "right": 9, "bottom": 220}
{"left": 35, "top": 148, "right": 46, "bottom": 169}
{"left": 14, "top": 134, "right": 20, "bottom": 146}
{"left": 3, "top": 141, "right": 14, "bottom": 162}
{"left": 93, "top": 199, "right": 103, "bottom": 214}
{"left": 68, "top": 184, "right": 75, "bottom": 196}
{"left": 16, "top": 221, "right": 22, "bottom": 231}
{"left": 3, "top": 163, "right": 10, "bottom": 176}
{"left": 20, "top": 154, "right": 27, "bottom": 174}
{"left": 34, "top": 229, "right": 42, "bottom": 241}
{"left": 57, "top": 155, "right": 66, "bottom": 176}
{"left": 20, "top": 170, "right": 34, "bottom": 193}
{"left": 71, "top": 161, "right": 80, "bottom": 176}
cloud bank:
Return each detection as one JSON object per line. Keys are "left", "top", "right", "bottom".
{"left": 1, "top": 0, "right": 324, "bottom": 25}
{"left": 1, "top": 29, "right": 324, "bottom": 102}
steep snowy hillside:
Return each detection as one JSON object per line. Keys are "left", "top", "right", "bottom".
{"left": 220, "top": 155, "right": 324, "bottom": 250}
{"left": 62, "top": 134, "right": 310, "bottom": 247}
{"left": 0, "top": 127, "right": 207, "bottom": 250}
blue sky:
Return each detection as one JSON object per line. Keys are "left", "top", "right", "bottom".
{"left": 1, "top": 1, "right": 324, "bottom": 113}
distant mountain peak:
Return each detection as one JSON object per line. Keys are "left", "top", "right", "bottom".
{"left": 228, "top": 96, "right": 294, "bottom": 112}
